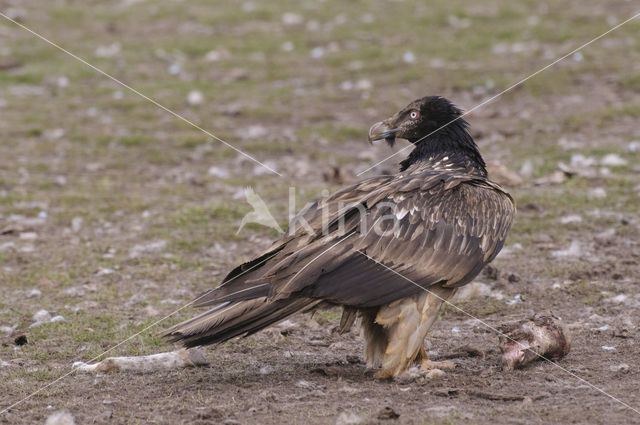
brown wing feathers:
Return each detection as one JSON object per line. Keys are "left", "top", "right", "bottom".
{"left": 163, "top": 168, "right": 514, "bottom": 346}
{"left": 163, "top": 96, "right": 516, "bottom": 348}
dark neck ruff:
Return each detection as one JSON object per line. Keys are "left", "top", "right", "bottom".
{"left": 399, "top": 121, "right": 487, "bottom": 176}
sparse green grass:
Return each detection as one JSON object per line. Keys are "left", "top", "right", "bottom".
{"left": 1, "top": 0, "right": 639, "bottom": 423}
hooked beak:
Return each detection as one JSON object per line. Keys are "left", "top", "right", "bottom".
{"left": 368, "top": 120, "right": 401, "bottom": 146}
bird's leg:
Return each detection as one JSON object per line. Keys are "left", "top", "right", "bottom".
{"left": 372, "top": 286, "right": 456, "bottom": 379}
{"left": 416, "top": 344, "right": 458, "bottom": 371}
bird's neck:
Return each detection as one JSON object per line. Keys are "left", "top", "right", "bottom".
{"left": 399, "top": 123, "right": 487, "bottom": 176}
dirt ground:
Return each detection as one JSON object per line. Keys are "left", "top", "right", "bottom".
{"left": 1, "top": 0, "right": 639, "bottom": 424}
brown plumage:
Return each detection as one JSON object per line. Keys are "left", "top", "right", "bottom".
{"left": 163, "top": 96, "right": 516, "bottom": 378}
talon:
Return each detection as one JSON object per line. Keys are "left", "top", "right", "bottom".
{"left": 420, "top": 359, "right": 458, "bottom": 371}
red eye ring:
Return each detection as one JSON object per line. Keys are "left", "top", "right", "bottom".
{"left": 409, "top": 110, "right": 419, "bottom": 119}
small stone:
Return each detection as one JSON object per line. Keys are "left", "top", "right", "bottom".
{"left": 204, "top": 49, "right": 231, "bottom": 62}
{"left": 259, "top": 366, "right": 273, "bottom": 375}
{"left": 600, "top": 154, "right": 627, "bottom": 167}
{"left": 45, "top": 409, "right": 76, "bottom": 425}
{"left": 244, "top": 125, "right": 268, "bottom": 139}
{"left": 57, "top": 77, "right": 69, "bottom": 88}
{"left": 143, "top": 306, "right": 159, "bottom": 317}
{"left": 27, "top": 288, "right": 41, "bottom": 298}
{"left": 609, "top": 363, "right": 629, "bottom": 373}
{"left": 43, "top": 128, "right": 65, "bottom": 140}
{"left": 587, "top": 187, "right": 607, "bottom": 200}
{"left": 340, "top": 80, "right": 353, "bottom": 91}
{"left": 551, "top": 240, "right": 582, "bottom": 258}
{"left": 560, "top": 215, "right": 582, "bottom": 224}
{"left": 296, "top": 380, "right": 315, "bottom": 389}
{"left": 168, "top": 63, "right": 181, "bottom": 75}
{"left": 96, "top": 268, "right": 114, "bottom": 276}
{"left": 355, "top": 79, "right": 372, "bottom": 91}
{"left": 601, "top": 345, "right": 616, "bottom": 351}
{"left": 282, "top": 12, "right": 303, "bottom": 26}
{"left": 335, "top": 411, "right": 363, "bottom": 425}
{"left": 310, "top": 47, "right": 324, "bottom": 59}
{"left": 534, "top": 170, "right": 566, "bottom": 185}
{"left": 402, "top": 51, "right": 416, "bottom": 64}
{"left": 33, "top": 310, "right": 51, "bottom": 322}
{"left": 377, "top": 406, "right": 400, "bottom": 420}
{"left": 507, "top": 273, "right": 521, "bottom": 283}
{"left": 187, "top": 90, "right": 203, "bottom": 106}
{"left": 207, "top": 166, "right": 230, "bottom": 178}
{"left": 95, "top": 42, "right": 121, "bottom": 58}
{"left": 71, "top": 217, "right": 83, "bottom": 232}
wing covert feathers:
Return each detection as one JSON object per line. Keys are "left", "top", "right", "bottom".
{"left": 165, "top": 161, "right": 515, "bottom": 346}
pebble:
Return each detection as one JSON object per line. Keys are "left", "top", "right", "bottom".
{"left": 143, "top": 306, "right": 159, "bottom": 317}
{"left": 355, "top": 79, "right": 372, "bottom": 91}
{"left": 560, "top": 215, "right": 582, "bottom": 224}
{"left": 605, "top": 294, "right": 628, "bottom": 304}
{"left": 296, "top": 380, "right": 315, "bottom": 389}
{"left": 601, "top": 345, "right": 616, "bottom": 351}
{"left": 259, "top": 366, "right": 273, "bottom": 375}
{"left": 27, "top": 288, "right": 41, "bottom": 298}
{"left": 96, "top": 268, "right": 114, "bottom": 276}
{"left": 45, "top": 410, "right": 75, "bottom": 425}
{"left": 551, "top": 240, "right": 582, "bottom": 258}
{"left": 587, "top": 187, "right": 607, "bottom": 200}
{"left": 402, "top": 51, "right": 416, "bottom": 64}
{"left": 33, "top": 310, "right": 51, "bottom": 322}
{"left": 207, "top": 166, "right": 230, "bottom": 178}
{"left": 335, "top": 412, "right": 363, "bottom": 425}
{"left": 128, "top": 240, "right": 167, "bottom": 258}
{"left": 187, "top": 90, "right": 203, "bottom": 106}
{"left": 281, "top": 41, "right": 294, "bottom": 52}
{"left": 168, "top": 63, "right": 181, "bottom": 75}
{"left": 570, "top": 154, "right": 597, "bottom": 168}
{"left": 610, "top": 363, "right": 629, "bottom": 373}
{"left": 244, "top": 125, "right": 268, "bottom": 139}
{"left": 204, "top": 49, "right": 231, "bottom": 62}
{"left": 282, "top": 12, "right": 303, "bottom": 26}
{"left": 310, "top": 47, "right": 324, "bottom": 59}
{"left": 600, "top": 153, "right": 627, "bottom": 166}
{"left": 95, "top": 42, "right": 120, "bottom": 58}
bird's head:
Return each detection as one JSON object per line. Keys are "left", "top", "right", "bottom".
{"left": 368, "top": 96, "right": 465, "bottom": 147}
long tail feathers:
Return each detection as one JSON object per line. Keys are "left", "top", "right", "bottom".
{"left": 163, "top": 297, "right": 320, "bottom": 347}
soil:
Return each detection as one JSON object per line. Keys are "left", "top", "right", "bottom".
{"left": 1, "top": 0, "right": 640, "bottom": 424}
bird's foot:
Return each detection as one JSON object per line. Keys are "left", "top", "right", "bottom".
{"left": 420, "top": 359, "right": 458, "bottom": 371}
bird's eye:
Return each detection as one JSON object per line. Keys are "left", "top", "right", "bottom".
{"left": 409, "top": 110, "right": 419, "bottom": 119}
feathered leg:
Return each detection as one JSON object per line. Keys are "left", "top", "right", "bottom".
{"left": 369, "top": 286, "right": 456, "bottom": 378}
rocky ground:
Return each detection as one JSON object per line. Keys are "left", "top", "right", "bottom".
{"left": 1, "top": 0, "right": 639, "bottom": 423}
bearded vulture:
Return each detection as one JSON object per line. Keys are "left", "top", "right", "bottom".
{"left": 164, "top": 95, "right": 516, "bottom": 378}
